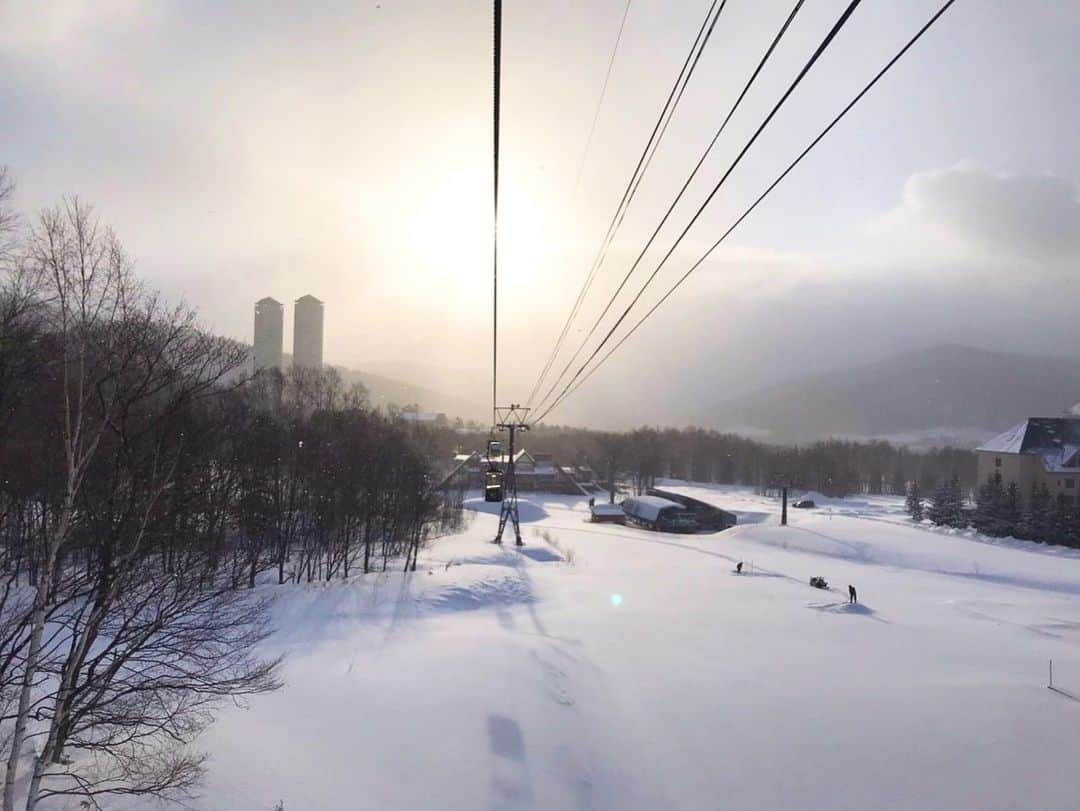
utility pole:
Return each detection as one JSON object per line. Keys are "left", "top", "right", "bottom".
{"left": 494, "top": 405, "right": 530, "bottom": 546}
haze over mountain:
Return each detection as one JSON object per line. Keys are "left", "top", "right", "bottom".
{"left": 334, "top": 364, "right": 487, "bottom": 423}
{"left": 322, "top": 344, "right": 1080, "bottom": 451}
{"left": 700, "top": 344, "right": 1080, "bottom": 447}
{"left": 263, "top": 351, "right": 488, "bottom": 423}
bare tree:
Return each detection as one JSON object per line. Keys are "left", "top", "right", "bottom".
{"left": 0, "top": 199, "right": 265, "bottom": 810}
{"left": 28, "top": 564, "right": 281, "bottom": 807}
{"left": 0, "top": 168, "right": 18, "bottom": 266}
{"left": 0, "top": 190, "right": 451, "bottom": 805}
{"left": 3, "top": 198, "right": 136, "bottom": 811}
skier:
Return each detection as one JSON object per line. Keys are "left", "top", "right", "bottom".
{"left": 848, "top": 584, "right": 857, "bottom": 604}
{"left": 736, "top": 561, "right": 743, "bottom": 574}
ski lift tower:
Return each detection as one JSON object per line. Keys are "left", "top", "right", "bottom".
{"left": 769, "top": 472, "right": 791, "bottom": 526}
{"left": 493, "top": 404, "right": 530, "bottom": 545}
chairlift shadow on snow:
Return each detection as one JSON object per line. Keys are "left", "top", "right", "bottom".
{"left": 517, "top": 547, "right": 562, "bottom": 563}
{"left": 487, "top": 714, "right": 534, "bottom": 811}
{"left": 807, "top": 600, "right": 888, "bottom": 623}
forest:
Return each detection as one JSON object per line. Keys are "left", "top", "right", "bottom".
{"left": 422, "top": 421, "right": 978, "bottom": 500}
{"left": 0, "top": 177, "right": 456, "bottom": 807}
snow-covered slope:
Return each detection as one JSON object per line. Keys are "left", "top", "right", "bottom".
{"left": 172, "top": 488, "right": 1080, "bottom": 811}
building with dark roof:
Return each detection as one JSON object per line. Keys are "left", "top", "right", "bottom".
{"left": 647, "top": 488, "right": 738, "bottom": 531}
{"left": 976, "top": 417, "right": 1080, "bottom": 505}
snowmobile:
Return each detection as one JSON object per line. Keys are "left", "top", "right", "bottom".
{"left": 809, "top": 576, "right": 828, "bottom": 590}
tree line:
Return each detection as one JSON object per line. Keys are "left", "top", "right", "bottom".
{"left": 417, "top": 423, "right": 977, "bottom": 499}
{"left": 907, "top": 472, "right": 1080, "bottom": 548}
{"left": 0, "top": 178, "right": 454, "bottom": 806}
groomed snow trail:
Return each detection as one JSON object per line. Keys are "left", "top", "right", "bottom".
{"left": 142, "top": 488, "right": 1080, "bottom": 811}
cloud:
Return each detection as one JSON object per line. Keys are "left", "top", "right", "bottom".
{"left": 547, "top": 162, "right": 1080, "bottom": 427}
{"left": 0, "top": 0, "right": 148, "bottom": 58}
{"left": 865, "top": 164, "right": 1080, "bottom": 271}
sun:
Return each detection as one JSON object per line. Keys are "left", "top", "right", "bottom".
{"left": 334, "top": 156, "right": 573, "bottom": 323}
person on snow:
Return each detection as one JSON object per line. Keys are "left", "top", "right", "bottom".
{"left": 848, "top": 584, "right": 857, "bottom": 604}
{"left": 736, "top": 561, "right": 743, "bottom": 574}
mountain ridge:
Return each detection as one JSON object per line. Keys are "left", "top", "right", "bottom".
{"left": 702, "top": 344, "right": 1080, "bottom": 447}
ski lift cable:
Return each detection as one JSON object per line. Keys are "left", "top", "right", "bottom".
{"left": 527, "top": 0, "right": 724, "bottom": 410}
{"left": 527, "top": 0, "right": 722, "bottom": 410}
{"left": 492, "top": 0, "right": 502, "bottom": 427}
{"left": 571, "top": 0, "right": 635, "bottom": 195}
{"left": 525, "top": 0, "right": 726, "bottom": 410}
{"left": 531, "top": 0, "right": 807, "bottom": 415}
{"left": 534, "top": 0, "right": 864, "bottom": 419}
{"left": 530, "top": 0, "right": 726, "bottom": 412}
{"left": 533, "top": 0, "right": 961, "bottom": 426}
{"left": 531, "top": 0, "right": 865, "bottom": 419}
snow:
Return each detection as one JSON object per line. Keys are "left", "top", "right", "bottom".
{"left": 137, "top": 486, "right": 1080, "bottom": 811}
{"left": 977, "top": 421, "right": 1028, "bottom": 453}
{"left": 620, "top": 495, "right": 683, "bottom": 522}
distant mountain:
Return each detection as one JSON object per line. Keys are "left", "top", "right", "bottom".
{"left": 331, "top": 364, "right": 487, "bottom": 423}
{"left": 704, "top": 345, "right": 1080, "bottom": 448}
{"left": 243, "top": 350, "right": 487, "bottom": 423}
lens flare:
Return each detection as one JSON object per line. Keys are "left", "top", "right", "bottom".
{"left": 610, "top": 593, "right": 623, "bottom": 607}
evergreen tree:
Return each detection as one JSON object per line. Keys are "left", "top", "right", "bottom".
{"left": 1018, "top": 482, "right": 1052, "bottom": 541}
{"left": 905, "top": 479, "right": 924, "bottom": 522}
{"left": 927, "top": 480, "right": 948, "bottom": 525}
{"left": 1048, "top": 492, "right": 1072, "bottom": 547}
{"left": 974, "top": 471, "right": 1005, "bottom": 536}
{"left": 1001, "top": 481, "right": 1021, "bottom": 537}
{"left": 929, "top": 473, "right": 965, "bottom": 528}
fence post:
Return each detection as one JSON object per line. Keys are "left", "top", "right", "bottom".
{"left": 1049, "top": 658, "right": 1053, "bottom": 689}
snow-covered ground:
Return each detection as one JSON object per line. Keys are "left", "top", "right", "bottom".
{"left": 174, "top": 486, "right": 1080, "bottom": 810}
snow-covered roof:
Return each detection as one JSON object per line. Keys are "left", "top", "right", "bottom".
{"left": 977, "top": 421, "right": 1028, "bottom": 453}
{"left": 590, "top": 503, "right": 624, "bottom": 517}
{"left": 621, "top": 495, "right": 686, "bottom": 522}
{"left": 977, "top": 418, "right": 1080, "bottom": 471}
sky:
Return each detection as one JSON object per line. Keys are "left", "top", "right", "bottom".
{"left": 1, "top": 0, "right": 1077, "bottom": 427}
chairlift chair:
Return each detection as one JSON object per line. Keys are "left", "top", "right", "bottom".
{"left": 484, "top": 469, "right": 504, "bottom": 503}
